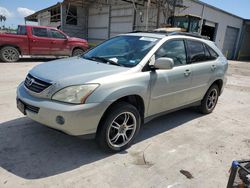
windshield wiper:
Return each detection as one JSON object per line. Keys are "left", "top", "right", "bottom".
{"left": 85, "top": 56, "right": 122, "bottom": 66}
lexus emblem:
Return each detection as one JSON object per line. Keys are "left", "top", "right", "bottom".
{"left": 27, "top": 78, "right": 35, "bottom": 86}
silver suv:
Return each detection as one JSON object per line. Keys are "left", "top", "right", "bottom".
{"left": 17, "top": 32, "right": 228, "bottom": 152}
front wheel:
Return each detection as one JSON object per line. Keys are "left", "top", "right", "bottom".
{"left": 199, "top": 84, "right": 219, "bottom": 114}
{"left": 72, "top": 48, "right": 85, "bottom": 57}
{"left": 0, "top": 46, "right": 20, "bottom": 62}
{"left": 96, "top": 102, "right": 141, "bottom": 152}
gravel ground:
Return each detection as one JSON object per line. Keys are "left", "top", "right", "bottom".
{"left": 0, "top": 59, "right": 250, "bottom": 188}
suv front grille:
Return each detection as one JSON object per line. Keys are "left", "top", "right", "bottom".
{"left": 24, "top": 74, "right": 51, "bottom": 93}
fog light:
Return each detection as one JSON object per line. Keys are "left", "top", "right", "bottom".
{"left": 56, "top": 116, "right": 65, "bottom": 125}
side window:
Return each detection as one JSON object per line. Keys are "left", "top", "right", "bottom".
{"left": 187, "top": 40, "right": 206, "bottom": 63}
{"left": 155, "top": 40, "right": 187, "bottom": 66}
{"left": 32, "top": 28, "right": 48, "bottom": 38}
{"left": 50, "top": 30, "right": 66, "bottom": 39}
{"left": 17, "top": 26, "right": 27, "bottom": 35}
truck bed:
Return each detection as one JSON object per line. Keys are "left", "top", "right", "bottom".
{"left": 0, "top": 33, "right": 29, "bottom": 55}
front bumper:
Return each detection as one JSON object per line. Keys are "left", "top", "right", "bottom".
{"left": 16, "top": 83, "right": 111, "bottom": 136}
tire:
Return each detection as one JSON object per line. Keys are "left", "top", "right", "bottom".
{"left": 96, "top": 102, "right": 141, "bottom": 152}
{"left": 0, "top": 46, "right": 20, "bottom": 62}
{"left": 72, "top": 48, "right": 84, "bottom": 57}
{"left": 199, "top": 84, "right": 219, "bottom": 114}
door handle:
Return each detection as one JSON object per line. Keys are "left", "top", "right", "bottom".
{"left": 184, "top": 69, "right": 191, "bottom": 77}
{"left": 211, "top": 65, "right": 217, "bottom": 71}
{"left": 31, "top": 39, "right": 37, "bottom": 42}
{"left": 51, "top": 41, "right": 56, "bottom": 44}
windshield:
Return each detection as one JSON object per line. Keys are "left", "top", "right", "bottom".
{"left": 82, "top": 35, "right": 159, "bottom": 67}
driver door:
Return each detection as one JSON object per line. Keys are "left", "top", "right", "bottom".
{"left": 48, "top": 29, "right": 70, "bottom": 56}
{"left": 148, "top": 39, "right": 193, "bottom": 116}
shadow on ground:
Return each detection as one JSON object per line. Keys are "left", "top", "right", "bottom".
{"left": 18, "top": 58, "right": 58, "bottom": 62}
{"left": 0, "top": 108, "right": 202, "bottom": 179}
{"left": 0, "top": 57, "right": 57, "bottom": 63}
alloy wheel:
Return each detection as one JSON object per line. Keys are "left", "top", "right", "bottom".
{"left": 3, "top": 48, "right": 19, "bottom": 62}
{"left": 206, "top": 88, "right": 218, "bottom": 110}
{"left": 107, "top": 112, "right": 137, "bottom": 148}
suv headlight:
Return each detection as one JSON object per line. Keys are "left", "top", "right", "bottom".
{"left": 52, "top": 84, "right": 99, "bottom": 104}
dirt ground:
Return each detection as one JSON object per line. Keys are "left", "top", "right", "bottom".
{"left": 0, "top": 58, "right": 250, "bottom": 188}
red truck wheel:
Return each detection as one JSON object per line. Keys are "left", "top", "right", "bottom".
{"left": 72, "top": 48, "right": 85, "bottom": 57}
{"left": 0, "top": 46, "right": 20, "bottom": 62}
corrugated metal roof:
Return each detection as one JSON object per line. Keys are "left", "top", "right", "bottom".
{"left": 25, "top": 3, "right": 61, "bottom": 22}
{"left": 25, "top": 0, "right": 246, "bottom": 22}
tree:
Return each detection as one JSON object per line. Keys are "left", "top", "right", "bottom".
{"left": 0, "top": 15, "right": 7, "bottom": 28}
{"left": 155, "top": 0, "right": 182, "bottom": 24}
{"left": 3, "top": 15, "right": 6, "bottom": 27}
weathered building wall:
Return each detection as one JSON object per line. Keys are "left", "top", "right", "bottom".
{"left": 87, "top": 4, "right": 110, "bottom": 44}
{"left": 134, "top": 4, "right": 158, "bottom": 31}
{"left": 37, "top": 11, "right": 60, "bottom": 28}
{"left": 87, "top": 0, "right": 134, "bottom": 44}
{"left": 109, "top": 2, "right": 134, "bottom": 37}
{"left": 61, "top": 3, "right": 87, "bottom": 39}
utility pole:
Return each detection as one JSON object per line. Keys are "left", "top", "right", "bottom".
{"left": 145, "top": 0, "right": 151, "bottom": 31}
{"left": 171, "top": 0, "right": 177, "bottom": 27}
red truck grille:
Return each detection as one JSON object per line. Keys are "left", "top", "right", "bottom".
{"left": 24, "top": 74, "right": 52, "bottom": 93}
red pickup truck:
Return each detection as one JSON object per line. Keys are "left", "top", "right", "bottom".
{"left": 0, "top": 25, "right": 89, "bottom": 62}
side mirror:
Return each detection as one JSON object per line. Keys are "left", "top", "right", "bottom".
{"left": 153, "top": 57, "right": 174, "bottom": 70}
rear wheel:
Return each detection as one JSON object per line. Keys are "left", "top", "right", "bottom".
{"left": 199, "top": 84, "right": 219, "bottom": 114}
{"left": 72, "top": 48, "right": 85, "bottom": 57}
{"left": 0, "top": 46, "right": 20, "bottom": 62}
{"left": 96, "top": 102, "right": 141, "bottom": 152}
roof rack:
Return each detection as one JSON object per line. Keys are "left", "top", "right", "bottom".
{"left": 168, "top": 32, "right": 205, "bottom": 39}
{"left": 130, "top": 30, "right": 209, "bottom": 40}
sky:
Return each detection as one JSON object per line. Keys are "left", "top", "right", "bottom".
{"left": 200, "top": 0, "right": 250, "bottom": 19}
{"left": 0, "top": 0, "right": 61, "bottom": 28}
{"left": 0, "top": 0, "right": 249, "bottom": 28}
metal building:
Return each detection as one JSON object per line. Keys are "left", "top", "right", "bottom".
{"left": 25, "top": 0, "right": 250, "bottom": 60}
{"left": 178, "top": 0, "right": 243, "bottom": 60}
{"left": 25, "top": 0, "right": 174, "bottom": 44}
{"left": 238, "top": 20, "right": 250, "bottom": 60}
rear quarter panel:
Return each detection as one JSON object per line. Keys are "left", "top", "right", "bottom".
{"left": 0, "top": 33, "right": 29, "bottom": 55}
{"left": 204, "top": 40, "right": 228, "bottom": 96}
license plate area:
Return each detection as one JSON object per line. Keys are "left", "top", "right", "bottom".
{"left": 17, "top": 99, "right": 26, "bottom": 115}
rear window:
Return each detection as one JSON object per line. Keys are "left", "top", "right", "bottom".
{"left": 206, "top": 45, "right": 219, "bottom": 59}
{"left": 17, "top": 26, "right": 27, "bottom": 35}
{"left": 187, "top": 40, "right": 218, "bottom": 63}
{"left": 32, "top": 28, "right": 48, "bottom": 37}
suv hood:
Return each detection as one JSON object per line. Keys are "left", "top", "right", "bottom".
{"left": 29, "top": 57, "right": 129, "bottom": 87}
